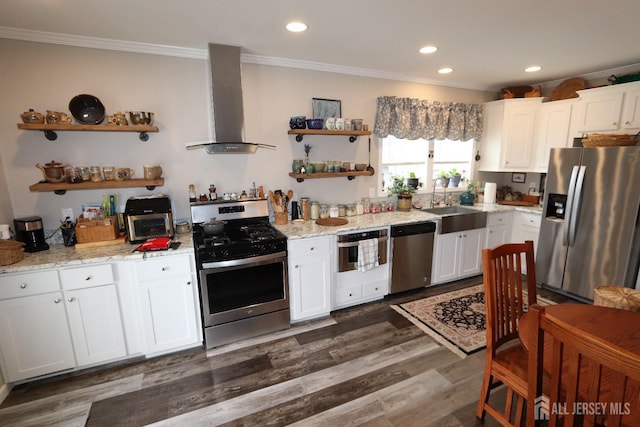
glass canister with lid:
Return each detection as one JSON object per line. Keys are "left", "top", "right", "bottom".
{"left": 329, "top": 204, "right": 339, "bottom": 218}
{"left": 346, "top": 204, "right": 356, "bottom": 216}
{"left": 310, "top": 201, "right": 320, "bottom": 220}
{"left": 319, "top": 204, "right": 329, "bottom": 219}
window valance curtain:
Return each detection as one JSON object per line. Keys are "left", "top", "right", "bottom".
{"left": 373, "top": 96, "right": 484, "bottom": 141}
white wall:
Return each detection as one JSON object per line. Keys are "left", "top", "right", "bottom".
{"left": 0, "top": 38, "right": 493, "bottom": 231}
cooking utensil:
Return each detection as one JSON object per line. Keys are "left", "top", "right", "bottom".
{"left": 203, "top": 218, "right": 226, "bottom": 235}
{"left": 366, "top": 137, "right": 375, "bottom": 173}
{"left": 68, "top": 94, "right": 106, "bottom": 124}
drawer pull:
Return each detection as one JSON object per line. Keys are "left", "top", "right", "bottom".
{"left": 310, "top": 247, "right": 314, "bottom": 251}
{"left": 54, "top": 298, "right": 61, "bottom": 304}
{"left": 68, "top": 297, "right": 76, "bottom": 302}
{"left": 186, "top": 281, "right": 191, "bottom": 286}
{"left": 85, "top": 275, "right": 93, "bottom": 281}
{"left": 161, "top": 267, "right": 168, "bottom": 271}
{"left": 20, "top": 283, "right": 27, "bottom": 289}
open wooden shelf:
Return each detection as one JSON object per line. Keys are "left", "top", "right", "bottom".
{"left": 289, "top": 170, "right": 374, "bottom": 182}
{"left": 29, "top": 178, "right": 164, "bottom": 195}
{"left": 287, "top": 129, "right": 371, "bottom": 142}
{"left": 18, "top": 123, "right": 159, "bottom": 141}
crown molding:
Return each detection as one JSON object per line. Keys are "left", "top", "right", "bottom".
{"left": 2, "top": 26, "right": 638, "bottom": 93}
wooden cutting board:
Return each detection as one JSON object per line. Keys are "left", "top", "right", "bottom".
{"left": 316, "top": 217, "right": 348, "bottom": 226}
{"left": 498, "top": 201, "right": 534, "bottom": 206}
{"left": 75, "top": 236, "right": 127, "bottom": 250}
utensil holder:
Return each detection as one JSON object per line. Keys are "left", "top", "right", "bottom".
{"left": 274, "top": 212, "right": 288, "bottom": 225}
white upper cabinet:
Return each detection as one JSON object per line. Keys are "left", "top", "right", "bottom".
{"left": 533, "top": 99, "right": 576, "bottom": 172}
{"left": 573, "top": 81, "right": 640, "bottom": 135}
{"left": 480, "top": 98, "right": 543, "bottom": 171}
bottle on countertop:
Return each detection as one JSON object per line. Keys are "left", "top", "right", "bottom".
{"left": 209, "top": 184, "right": 217, "bottom": 201}
{"left": 189, "top": 184, "right": 197, "bottom": 203}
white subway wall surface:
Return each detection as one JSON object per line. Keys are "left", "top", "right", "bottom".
{"left": 0, "top": 38, "right": 493, "bottom": 231}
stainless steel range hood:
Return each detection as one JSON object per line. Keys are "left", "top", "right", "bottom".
{"left": 185, "top": 44, "right": 275, "bottom": 154}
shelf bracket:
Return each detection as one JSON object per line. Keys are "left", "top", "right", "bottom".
{"left": 145, "top": 185, "right": 156, "bottom": 190}
{"left": 349, "top": 135, "right": 358, "bottom": 143}
{"left": 53, "top": 189, "right": 67, "bottom": 195}
{"left": 295, "top": 134, "right": 304, "bottom": 142}
{"left": 44, "top": 130, "right": 58, "bottom": 141}
{"left": 295, "top": 178, "right": 305, "bottom": 183}
{"left": 347, "top": 175, "right": 356, "bottom": 180}
{"left": 139, "top": 132, "right": 149, "bottom": 141}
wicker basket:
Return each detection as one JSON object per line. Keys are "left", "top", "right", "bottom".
{"left": 594, "top": 286, "right": 640, "bottom": 312}
{"left": 0, "top": 240, "right": 25, "bottom": 266}
{"left": 75, "top": 215, "right": 118, "bottom": 243}
{"left": 582, "top": 133, "right": 638, "bottom": 147}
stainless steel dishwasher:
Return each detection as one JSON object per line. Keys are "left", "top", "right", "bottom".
{"left": 390, "top": 221, "right": 436, "bottom": 293}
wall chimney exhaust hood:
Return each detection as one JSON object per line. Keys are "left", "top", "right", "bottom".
{"left": 185, "top": 43, "right": 275, "bottom": 154}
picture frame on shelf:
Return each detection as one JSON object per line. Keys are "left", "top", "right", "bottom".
{"left": 312, "top": 98, "right": 341, "bottom": 119}
{"left": 511, "top": 172, "right": 526, "bottom": 183}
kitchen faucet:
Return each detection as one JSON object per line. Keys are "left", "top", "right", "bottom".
{"left": 430, "top": 178, "right": 447, "bottom": 208}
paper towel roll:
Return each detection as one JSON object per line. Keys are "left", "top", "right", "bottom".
{"left": 485, "top": 182, "right": 497, "bottom": 204}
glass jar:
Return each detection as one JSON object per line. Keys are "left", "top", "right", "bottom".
{"left": 300, "top": 197, "right": 310, "bottom": 221}
{"left": 319, "top": 204, "right": 329, "bottom": 219}
{"left": 338, "top": 204, "right": 346, "bottom": 217}
{"left": 79, "top": 166, "right": 91, "bottom": 181}
{"left": 329, "top": 204, "right": 339, "bottom": 218}
{"left": 310, "top": 201, "right": 320, "bottom": 220}
{"left": 346, "top": 204, "right": 356, "bottom": 216}
{"left": 362, "top": 197, "right": 371, "bottom": 214}
{"left": 90, "top": 166, "right": 102, "bottom": 182}
{"left": 356, "top": 201, "right": 364, "bottom": 215}
{"left": 370, "top": 202, "right": 382, "bottom": 214}
{"left": 67, "top": 167, "right": 82, "bottom": 183}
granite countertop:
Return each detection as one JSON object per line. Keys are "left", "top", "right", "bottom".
{"left": 0, "top": 233, "right": 194, "bottom": 274}
{"left": 273, "top": 203, "right": 543, "bottom": 239}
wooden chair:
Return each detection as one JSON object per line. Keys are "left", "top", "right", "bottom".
{"left": 526, "top": 305, "right": 640, "bottom": 426}
{"left": 476, "top": 240, "right": 538, "bottom": 426}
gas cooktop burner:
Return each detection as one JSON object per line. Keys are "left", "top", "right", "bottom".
{"left": 203, "top": 236, "right": 231, "bottom": 247}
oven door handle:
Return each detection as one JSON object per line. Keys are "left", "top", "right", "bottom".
{"left": 337, "top": 236, "right": 388, "bottom": 248}
{"left": 201, "top": 251, "right": 287, "bottom": 269}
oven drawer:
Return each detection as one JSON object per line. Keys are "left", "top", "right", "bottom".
{"left": 60, "top": 264, "right": 114, "bottom": 290}
{"left": 134, "top": 254, "right": 192, "bottom": 282}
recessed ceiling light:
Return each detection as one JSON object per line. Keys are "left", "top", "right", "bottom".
{"left": 438, "top": 67, "right": 453, "bottom": 74}
{"left": 419, "top": 46, "right": 438, "bottom": 54}
{"left": 286, "top": 22, "right": 308, "bottom": 32}
{"left": 525, "top": 66, "right": 542, "bottom": 73}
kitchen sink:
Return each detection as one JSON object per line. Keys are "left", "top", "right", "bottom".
{"left": 422, "top": 206, "right": 487, "bottom": 234}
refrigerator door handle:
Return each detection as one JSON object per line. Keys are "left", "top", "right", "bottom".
{"left": 568, "top": 165, "right": 587, "bottom": 247}
{"left": 563, "top": 165, "right": 580, "bottom": 247}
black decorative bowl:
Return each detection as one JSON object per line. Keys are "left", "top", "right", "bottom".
{"left": 68, "top": 94, "right": 106, "bottom": 124}
{"left": 289, "top": 116, "right": 306, "bottom": 129}
{"left": 306, "top": 118, "right": 324, "bottom": 129}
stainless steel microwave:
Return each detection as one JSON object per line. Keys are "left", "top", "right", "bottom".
{"left": 124, "top": 195, "right": 174, "bottom": 243}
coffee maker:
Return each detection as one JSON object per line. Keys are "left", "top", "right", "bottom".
{"left": 14, "top": 216, "right": 50, "bottom": 252}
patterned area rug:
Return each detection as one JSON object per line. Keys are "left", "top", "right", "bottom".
{"left": 391, "top": 285, "right": 555, "bottom": 358}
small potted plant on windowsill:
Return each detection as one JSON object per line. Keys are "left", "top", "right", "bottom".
{"left": 448, "top": 168, "right": 462, "bottom": 187}
{"left": 407, "top": 172, "right": 420, "bottom": 190}
{"left": 388, "top": 175, "right": 416, "bottom": 211}
{"left": 460, "top": 179, "right": 476, "bottom": 205}
{"left": 437, "top": 170, "right": 450, "bottom": 188}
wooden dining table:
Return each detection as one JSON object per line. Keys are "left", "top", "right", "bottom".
{"left": 518, "top": 303, "right": 640, "bottom": 355}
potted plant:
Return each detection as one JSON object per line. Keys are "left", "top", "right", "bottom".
{"left": 407, "top": 172, "right": 420, "bottom": 190}
{"left": 437, "top": 170, "right": 450, "bottom": 188}
{"left": 387, "top": 175, "right": 416, "bottom": 211}
{"left": 460, "top": 179, "right": 476, "bottom": 205}
{"left": 448, "top": 168, "right": 462, "bottom": 187}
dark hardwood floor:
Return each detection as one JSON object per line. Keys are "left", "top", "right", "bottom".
{"left": 0, "top": 277, "right": 575, "bottom": 426}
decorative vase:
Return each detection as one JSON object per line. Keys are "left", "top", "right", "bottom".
{"left": 396, "top": 194, "right": 413, "bottom": 211}
{"left": 460, "top": 191, "right": 475, "bottom": 206}
{"left": 450, "top": 174, "right": 462, "bottom": 188}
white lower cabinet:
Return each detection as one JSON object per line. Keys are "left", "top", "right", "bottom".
{"left": 433, "top": 228, "right": 486, "bottom": 284}
{"left": 485, "top": 211, "right": 513, "bottom": 249}
{"left": 134, "top": 254, "right": 201, "bottom": 355}
{"left": 511, "top": 211, "right": 542, "bottom": 274}
{"left": 60, "top": 264, "right": 127, "bottom": 367}
{"left": 288, "top": 236, "right": 332, "bottom": 322}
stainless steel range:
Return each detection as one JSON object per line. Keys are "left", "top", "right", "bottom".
{"left": 190, "top": 199, "right": 290, "bottom": 349}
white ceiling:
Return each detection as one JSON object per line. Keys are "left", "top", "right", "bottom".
{"left": 2, "top": 0, "right": 640, "bottom": 91}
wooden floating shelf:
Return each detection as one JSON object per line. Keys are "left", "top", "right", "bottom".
{"left": 287, "top": 129, "right": 372, "bottom": 142}
{"left": 29, "top": 178, "right": 164, "bottom": 195}
{"left": 17, "top": 123, "right": 159, "bottom": 141}
{"left": 289, "top": 170, "right": 374, "bottom": 182}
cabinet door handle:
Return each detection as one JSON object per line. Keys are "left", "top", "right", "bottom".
{"left": 295, "top": 265, "right": 299, "bottom": 268}
{"left": 625, "top": 121, "right": 630, "bottom": 125}
{"left": 68, "top": 297, "right": 76, "bottom": 302}
{"left": 161, "top": 267, "right": 169, "bottom": 271}
{"left": 20, "top": 283, "right": 27, "bottom": 289}
{"left": 85, "top": 275, "right": 93, "bottom": 281}
{"left": 310, "top": 247, "right": 314, "bottom": 251}
{"left": 186, "top": 281, "right": 191, "bottom": 286}
{"left": 613, "top": 122, "right": 617, "bottom": 126}
{"left": 54, "top": 298, "right": 61, "bottom": 304}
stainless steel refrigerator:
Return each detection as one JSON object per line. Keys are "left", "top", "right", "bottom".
{"left": 536, "top": 146, "right": 640, "bottom": 301}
